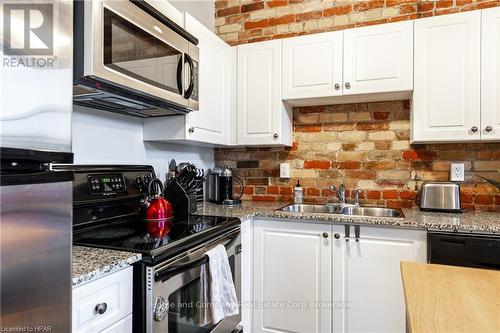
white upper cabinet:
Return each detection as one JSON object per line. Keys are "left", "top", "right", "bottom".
{"left": 343, "top": 21, "right": 413, "bottom": 95}
{"left": 143, "top": 13, "right": 233, "bottom": 145}
{"left": 412, "top": 11, "right": 481, "bottom": 143}
{"left": 237, "top": 40, "right": 292, "bottom": 146}
{"left": 282, "top": 31, "right": 343, "bottom": 99}
{"left": 332, "top": 225, "right": 426, "bottom": 333}
{"left": 481, "top": 7, "right": 500, "bottom": 141}
{"left": 253, "top": 220, "right": 332, "bottom": 333}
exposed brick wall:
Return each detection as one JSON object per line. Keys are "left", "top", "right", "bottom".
{"left": 215, "top": 101, "right": 500, "bottom": 211}
{"left": 215, "top": 0, "right": 500, "bottom": 45}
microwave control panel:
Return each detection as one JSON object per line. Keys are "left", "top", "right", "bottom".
{"left": 87, "top": 174, "right": 126, "bottom": 194}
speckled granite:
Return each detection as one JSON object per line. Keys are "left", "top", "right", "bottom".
{"left": 196, "top": 202, "right": 500, "bottom": 234}
{"left": 72, "top": 246, "right": 141, "bottom": 287}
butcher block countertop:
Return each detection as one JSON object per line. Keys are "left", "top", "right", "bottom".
{"left": 400, "top": 262, "right": 500, "bottom": 333}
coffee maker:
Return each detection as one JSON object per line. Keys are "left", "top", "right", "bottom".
{"left": 207, "top": 166, "right": 244, "bottom": 205}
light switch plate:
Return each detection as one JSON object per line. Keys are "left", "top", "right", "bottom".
{"left": 450, "top": 163, "right": 465, "bottom": 181}
{"left": 280, "top": 163, "right": 291, "bottom": 178}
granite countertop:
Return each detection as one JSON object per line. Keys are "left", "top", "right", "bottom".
{"left": 73, "top": 246, "right": 142, "bottom": 287}
{"left": 196, "top": 201, "right": 500, "bottom": 234}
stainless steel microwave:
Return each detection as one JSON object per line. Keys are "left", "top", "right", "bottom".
{"left": 73, "top": 0, "right": 199, "bottom": 117}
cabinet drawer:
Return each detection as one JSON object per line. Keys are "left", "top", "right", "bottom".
{"left": 100, "top": 314, "right": 132, "bottom": 333}
{"left": 72, "top": 267, "right": 133, "bottom": 333}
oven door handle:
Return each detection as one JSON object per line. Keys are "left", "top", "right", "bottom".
{"left": 154, "top": 228, "right": 240, "bottom": 283}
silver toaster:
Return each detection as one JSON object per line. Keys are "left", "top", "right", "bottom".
{"left": 419, "top": 182, "right": 461, "bottom": 212}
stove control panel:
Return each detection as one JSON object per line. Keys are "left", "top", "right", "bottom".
{"left": 87, "top": 174, "right": 126, "bottom": 194}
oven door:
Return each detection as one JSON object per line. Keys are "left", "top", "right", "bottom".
{"left": 85, "top": 0, "right": 190, "bottom": 108}
{"left": 148, "top": 228, "right": 242, "bottom": 333}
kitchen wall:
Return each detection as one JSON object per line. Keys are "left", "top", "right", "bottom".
{"left": 215, "top": 101, "right": 500, "bottom": 211}
{"left": 214, "top": 0, "right": 500, "bottom": 45}
{"left": 171, "top": 0, "right": 216, "bottom": 31}
{"left": 72, "top": 106, "right": 214, "bottom": 181}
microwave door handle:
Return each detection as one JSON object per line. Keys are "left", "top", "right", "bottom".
{"left": 184, "top": 53, "right": 195, "bottom": 99}
{"left": 176, "top": 56, "right": 183, "bottom": 95}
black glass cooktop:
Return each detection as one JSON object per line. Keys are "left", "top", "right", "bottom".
{"left": 74, "top": 215, "right": 240, "bottom": 263}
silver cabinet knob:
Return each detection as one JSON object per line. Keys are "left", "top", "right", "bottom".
{"left": 273, "top": 133, "right": 279, "bottom": 139}
{"left": 188, "top": 127, "right": 195, "bottom": 133}
{"left": 334, "top": 83, "right": 340, "bottom": 90}
{"left": 471, "top": 126, "right": 478, "bottom": 133}
{"left": 345, "top": 82, "right": 351, "bottom": 89}
{"left": 485, "top": 126, "right": 493, "bottom": 132}
{"left": 95, "top": 303, "right": 107, "bottom": 315}
{"left": 334, "top": 233, "right": 340, "bottom": 239}
{"left": 322, "top": 232, "right": 329, "bottom": 238}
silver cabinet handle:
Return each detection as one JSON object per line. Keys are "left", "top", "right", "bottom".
{"left": 334, "top": 83, "right": 340, "bottom": 90}
{"left": 95, "top": 303, "right": 107, "bottom": 315}
{"left": 485, "top": 126, "right": 493, "bottom": 132}
{"left": 188, "top": 127, "right": 195, "bottom": 133}
{"left": 471, "top": 126, "right": 478, "bottom": 133}
{"left": 345, "top": 82, "right": 351, "bottom": 89}
{"left": 322, "top": 232, "right": 329, "bottom": 238}
{"left": 273, "top": 133, "right": 279, "bottom": 139}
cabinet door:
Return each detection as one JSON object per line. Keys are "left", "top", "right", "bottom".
{"left": 253, "top": 220, "right": 331, "bottom": 333}
{"left": 481, "top": 7, "right": 500, "bottom": 141}
{"left": 332, "top": 225, "right": 426, "bottom": 333}
{"left": 184, "top": 13, "right": 231, "bottom": 144}
{"left": 282, "top": 31, "right": 343, "bottom": 99}
{"left": 343, "top": 21, "right": 413, "bottom": 95}
{"left": 412, "top": 11, "right": 481, "bottom": 143}
{"left": 241, "top": 219, "right": 253, "bottom": 332}
{"left": 237, "top": 40, "right": 290, "bottom": 145}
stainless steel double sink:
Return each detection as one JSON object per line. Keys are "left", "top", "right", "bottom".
{"left": 279, "top": 203, "right": 404, "bottom": 218}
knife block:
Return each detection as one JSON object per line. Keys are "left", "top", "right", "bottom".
{"left": 163, "top": 179, "right": 198, "bottom": 216}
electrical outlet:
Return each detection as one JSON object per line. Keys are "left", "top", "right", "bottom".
{"left": 280, "top": 163, "right": 291, "bottom": 178}
{"left": 450, "top": 163, "right": 465, "bottom": 181}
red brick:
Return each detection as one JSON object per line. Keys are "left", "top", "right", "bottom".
{"left": 243, "top": 186, "right": 254, "bottom": 195}
{"left": 304, "top": 160, "right": 331, "bottom": 169}
{"left": 436, "top": 0, "right": 453, "bottom": 9}
{"left": 333, "top": 161, "right": 362, "bottom": 170}
{"left": 389, "top": 13, "right": 418, "bottom": 22}
{"left": 267, "top": 186, "right": 280, "bottom": 194}
{"left": 402, "top": 150, "right": 438, "bottom": 160}
{"left": 245, "top": 177, "right": 269, "bottom": 185}
{"left": 477, "top": 1, "right": 500, "bottom": 9}
{"left": 418, "top": 2, "right": 435, "bottom": 11}
{"left": 269, "top": 14, "right": 295, "bottom": 26}
{"left": 353, "top": 0, "right": 385, "bottom": 11}
{"left": 241, "top": 2, "right": 264, "bottom": 12}
{"left": 456, "top": 0, "right": 473, "bottom": 5}
{"left": 399, "top": 191, "right": 416, "bottom": 200}
{"left": 356, "top": 19, "right": 388, "bottom": 27}
{"left": 280, "top": 187, "right": 293, "bottom": 195}
{"left": 373, "top": 112, "right": 390, "bottom": 120}
{"left": 295, "top": 125, "right": 322, "bottom": 132}
{"left": 306, "top": 187, "right": 321, "bottom": 196}
{"left": 367, "top": 190, "right": 381, "bottom": 200}
{"left": 268, "top": 0, "right": 288, "bottom": 8}
{"left": 295, "top": 11, "right": 322, "bottom": 22}
{"left": 342, "top": 143, "right": 357, "bottom": 151}
{"left": 323, "top": 5, "right": 352, "bottom": 17}
{"left": 245, "top": 19, "right": 269, "bottom": 30}
{"left": 386, "top": 0, "right": 415, "bottom": 5}
{"left": 356, "top": 122, "right": 389, "bottom": 131}
{"left": 216, "top": 6, "right": 240, "bottom": 17}
{"left": 475, "top": 195, "right": 494, "bottom": 205}
{"left": 252, "top": 195, "right": 277, "bottom": 202}
{"left": 383, "top": 190, "right": 399, "bottom": 199}
{"left": 296, "top": 105, "right": 325, "bottom": 114}
{"left": 460, "top": 192, "right": 473, "bottom": 203}
{"left": 495, "top": 195, "right": 500, "bottom": 205}
{"left": 215, "top": 0, "right": 227, "bottom": 9}
{"left": 400, "top": 4, "right": 417, "bottom": 14}
{"left": 345, "top": 171, "right": 376, "bottom": 179}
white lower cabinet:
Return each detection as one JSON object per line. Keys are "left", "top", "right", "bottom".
{"left": 241, "top": 218, "right": 254, "bottom": 332}
{"left": 251, "top": 220, "right": 426, "bottom": 333}
{"left": 72, "top": 267, "right": 133, "bottom": 333}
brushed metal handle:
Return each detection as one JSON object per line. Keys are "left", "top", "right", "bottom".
{"left": 334, "top": 233, "right": 340, "bottom": 239}
{"left": 345, "top": 82, "right": 351, "bottom": 89}
{"left": 471, "top": 126, "right": 478, "bottom": 133}
{"left": 188, "top": 127, "right": 195, "bottom": 133}
{"left": 322, "top": 232, "right": 329, "bottom": 238}
{"left": 273, "top": 133, "right": 279, "bottom": 139}
{"left": 334, "top": 83, "right": 340, "bottom": 90}
{"left": 95, "top": 303, "right": 107, "bottom": 315}
{"left": 485, "top": 126, "right": 493, "bottom": 132}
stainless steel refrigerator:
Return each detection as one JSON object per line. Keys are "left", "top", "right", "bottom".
{"left": 0, "top": 1, "right": 73, "bottom": 331}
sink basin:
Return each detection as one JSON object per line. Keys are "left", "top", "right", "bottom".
{"left": 340, "top": 206, "right": 404, "bottom": 218}
{"left": 279, "top": 203, "right": 344, "bottom": 214}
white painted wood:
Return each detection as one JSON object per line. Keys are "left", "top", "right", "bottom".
{"left": 283, "top": 91, "right": 412, "bottom": 107}
{"left": 72, "top": 267, "right": 133, "bottom": 333}
{"left": 332, "top": 225, "right": 427, "bottom": 333}
{"left": 412, "top": 11, "right": 481, "bottom": 143}
{"left": 237, "top": 40, "right": 292, "bottom": 146}
{"left": 240, "top": 218, "right": 253, "bottom": 332}
{"left": 343, "top": 21, "right": 413, "bottom": 95}
{"left": 481, "top": 7, "right": 500, "bottom": 141}
{"left": 100, "top": 314, "right": 132, "bottom": 333}
{"left": 282, "top": 31, "right": 343, "bottom": 99}
{"left": 253, "top": 220, "right": 332, "bottom": 333}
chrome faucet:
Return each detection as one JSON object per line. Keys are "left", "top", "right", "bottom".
{"left": 330, "top": 184, "right": 346, "bottom": 204}
{"left": 353, "top": 189, "right": 362, "bottom": 206}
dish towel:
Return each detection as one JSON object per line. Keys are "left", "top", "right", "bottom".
{"left": 199, "top": 244, "right": 239, "bottom": 326}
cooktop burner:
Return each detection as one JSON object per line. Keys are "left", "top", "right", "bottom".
{"left": 74, "top": 214, "right": 240, "bottom": 263}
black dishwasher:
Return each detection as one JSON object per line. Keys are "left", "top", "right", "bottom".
{"left": 428, "top": 232, "right": 500, "bottom": 270}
